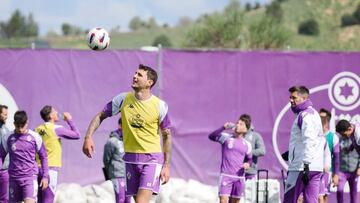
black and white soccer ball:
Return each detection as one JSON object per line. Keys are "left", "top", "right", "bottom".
{"left": 86, "top": 27, "right": 110, "bottom": 51}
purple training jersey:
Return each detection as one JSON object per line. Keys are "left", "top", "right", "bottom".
{"left": 4, "top": 130, "right": 49, "bottom": 180}
{"left": 209, "top": 127, "right": 252, "bottom": 176}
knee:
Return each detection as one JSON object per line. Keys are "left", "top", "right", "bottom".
{"left": 219, "top": 196, "right": 228, "bottom": 203}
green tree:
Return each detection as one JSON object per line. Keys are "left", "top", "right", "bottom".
{"left": 245, "top": 3, "right": 252, "bottom": 11}
{"left": 266, "top": 1, "right": 283, "bottom": 22}
{"left": 25, "top": 13, "right": 39, "bottom": 37}
{"left": 147, "top": 17, "right": 158, "bottom": 29}
{"left": 152, "top": 34, "right": 172, "bottom": 47}
{"left": 0, "top": 10, "right": 39, "bottom": 38}
{"left": 341, "top": 14, "right": 358, "bottom": 27}
{"left": 248, "top": 17, "right": 290, "bottom": 49}
{"left": 353, "top": 4, "right": 360, "bottom": 22}
{"left": 298, "top": 19, "right": 319, "bottom": 36}
{"left": 184, "top": 0, "right": 243, "bottom": 48}
{"left": 1, "top": 9, "right": 26, "bottom": 38}
{"left": 61, "top": 23, "right": 84, "bottom": 36}
{"left": 129, "top": 16, "right": 144, "bottom": 31}
{"left": 61, "top": 23, "right": 71, "bottom": 36}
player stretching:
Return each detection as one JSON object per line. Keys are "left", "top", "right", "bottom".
{"left": 208, "top": 116, "right": 252, "bottom": 203}
{"left": 83, "top": 64, "right": 172, "bottom": 203}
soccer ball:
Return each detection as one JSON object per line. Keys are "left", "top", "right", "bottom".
{"left": 86, "top": 27, "right": 110, "bottom": 51}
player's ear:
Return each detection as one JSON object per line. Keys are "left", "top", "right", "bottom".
{"left": 148, "top": 79, "right": 154, "bottom": 87}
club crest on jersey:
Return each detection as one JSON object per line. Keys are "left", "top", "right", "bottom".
{"left": 129, "top": 114, "right": 145, "bottom": 128}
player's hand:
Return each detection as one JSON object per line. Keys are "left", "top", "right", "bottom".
{"left": 224, "top": 122, "right": 235, "bottom": 129}
{"left": 332, "top": 174, "right": 339, "bottom": 186}
{"left": 40, "top": 178, "right": 49, "bottom": 190}
{"left": 302, "top": 164, "right": 310, "bottom": 185}
{"left": 160, "top": 164, "right": 170, "bottom": 185}
{"left": 63, "top": 112, "right": 72, "bottom": 121}
{"left": 243, "top": 162, "right": 250, "bottom": 170}
{"left": 83, "top": 136, "right": 95, "bottom": 158}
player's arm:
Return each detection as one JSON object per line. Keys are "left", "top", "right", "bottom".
{"left": 33, "top": 131, "right": 49, "bottom": 190}
{"left": 158, "top": 100, "right": 172, "bottom": 185}
{"left": 82, "top": 111, "right": 109, "bottom": 158}
{"left": 243, "top": 141, "right": 253, "bottom": 169}
{"left": 324, "top": 141, "right": 331, "bottom": 172}
{"left": 162, "top": 128, "right": 172, "bottom": 165}
{"left": 103, "top": 137, "right": 114, "bottom": 168}
{"left": 252, "top": 133, "right": 266, "bottom": 157}
{"left": 301, "top": 116, "right": 317, "bottom": 165}
{"left": 55, "top": 112, "right": 81, "bottom": 139}
{"left": 208, "top": 122, "right": 234, "bottom": 143}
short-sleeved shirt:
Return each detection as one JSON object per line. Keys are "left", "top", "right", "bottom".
{"left": 103, "top": 92, "right": 171, "bottom": 153}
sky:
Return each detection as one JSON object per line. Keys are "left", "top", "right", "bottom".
{"left": 0, "top": 0, "right": 271, "bottom": 36}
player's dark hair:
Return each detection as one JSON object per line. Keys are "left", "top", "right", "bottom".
{"left": 319, "top": 108, "right": 331, "bottom": 123}
{"left": 40, "top": 105, "right": 52, "bottom": 122}
{"left": 239, "top": 114, "right": 252, "bottom": 130}
{"left": 0, "top": 105, "right": 8, "bottom": 114}
{"left": 139, "top": 64, "right": 158, "bottom": 88}
{"left": 14, "top": 110, "right": 28, "bottom": 128}
{"left": 288, "top": 86, "right": 309, "bottom": 97}
{"left": 336, "top": 119, "right": 351, "bottom": 134}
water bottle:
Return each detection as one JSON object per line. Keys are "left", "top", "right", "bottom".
{"left": 228, "top": 123, "right": 236, "bottom": 129}
{"left": 58, "top": 113, "right": 64, "bottom": 120}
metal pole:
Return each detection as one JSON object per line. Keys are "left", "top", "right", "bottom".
{"left": 156, "top": 44, "right": 162, "bottom": 98}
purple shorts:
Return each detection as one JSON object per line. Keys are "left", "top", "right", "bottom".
{"left": 9, "top": 177, "right": 38, "bottom": 202}
{"left": 218, "top": 174, "right": 245, "bottom": 199}
{"left": 125, "top": 163, "right": 162, "bottom": 196}
{"left": 0, "top": 170, "right": 9, "bottom": 202}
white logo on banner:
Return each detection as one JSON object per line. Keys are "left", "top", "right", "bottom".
{"left": 272, "top": 71, "right": 360, "bottom": 170}
{"left": 0, "top": 84, "right": 19, "bottom": 130}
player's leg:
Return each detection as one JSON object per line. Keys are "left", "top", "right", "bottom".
{"left": 229, "top": 177, "right": 245, "bottom": 203}
{"left": 218, "top": 174, "right": 232, "bottom": 203}
{"left": 323, "top": 172, "right": 331, "bottom": 203}
{"left": 219, "top": 195, "right": 229, "bottom": 203}
{"left": 38, "top": 168, "right": 58, "bottom": 203}
{"left": 336, "top": 172, "right": 348, "bottom": 203}
{"left": 23, "top": 198, "right": 36, "bottom": 203}
{"left": 125, "top": 163, "right": 140, "bottom": 201}
{"left": 9, "top": 179, "right": 23, "bottom": 203}
{"left": 303, "top": 171, "right": 322, "bottom": 203}
{"left": 0, "top": 170, "right": 9, "bottom": 202}
{"left": 347, "top": 172, "right": 358, "bottom": 203}
{"left": 284, "top": 171, "right": 303, "bottom": 203}
{"left": 318, "top": 173, "right": 326, "bottom": 203}
{"left": 135, "top": 163, "right": 162, "bottom": 203}
{"left": 135, "top": 189, "right": 153, "bottom": 203}
{"left": 22, "top": 178, "right": 38, "bottom": 203}
{"left": 112, "top": 177, "right": 131, "bottom": 203}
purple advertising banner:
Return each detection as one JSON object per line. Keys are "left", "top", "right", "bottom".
{"left": 1, "top": 49, "right": 360, "bottom": 187}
